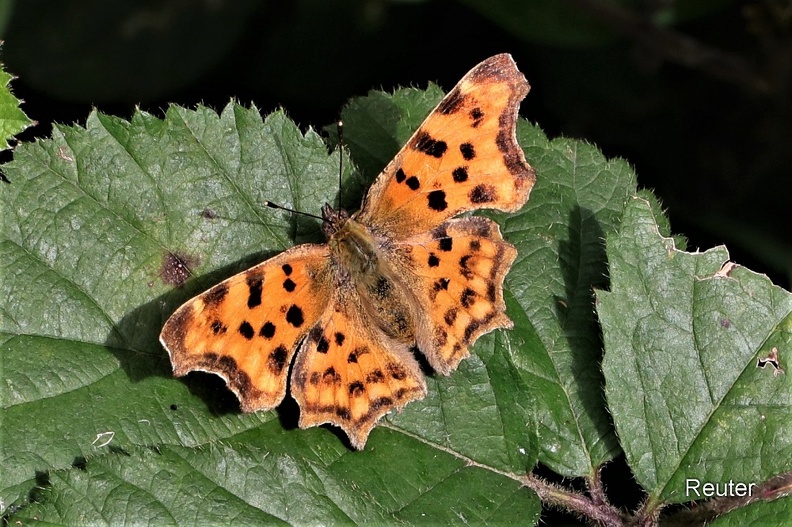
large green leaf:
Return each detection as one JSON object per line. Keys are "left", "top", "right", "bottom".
{"left": 13, "top": 436, "right": 537, "bottom": 525}
{"left": 598, "top": 197, "right": 792, "bottom": 505}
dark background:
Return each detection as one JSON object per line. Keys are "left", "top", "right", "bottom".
{"left": 2, "top": 0, "right": 790, "bottom": 520}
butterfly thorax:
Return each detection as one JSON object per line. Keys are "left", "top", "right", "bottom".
{"left": 322, "top": 203, "right": 416, "bottom": 343}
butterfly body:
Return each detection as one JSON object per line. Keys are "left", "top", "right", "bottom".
{"left": 324, "top": 204, "right": 418, "bottom": 344}
{"left": 161, "top": 53, "right": 536, "bottom": 449}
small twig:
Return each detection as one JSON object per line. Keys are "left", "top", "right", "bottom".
{"left": 588, "top": 465, "right": 609, "bottom": 508}
{"left": 522, "top": 472, "right": 627, "bottom": 526}
{"left": 630, "top": 497, "right": 662, "bottom": 527}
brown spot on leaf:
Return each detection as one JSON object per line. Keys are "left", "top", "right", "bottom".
{"left": 160, "top": 252, "right": 197, "bottom": 287}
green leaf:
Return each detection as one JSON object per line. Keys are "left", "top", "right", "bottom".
{"left": 597, "top": 197, "right": 792, "bottom": 504}
{"left": 503, "top": 124, "right": 638, "bottom": 476}
{"left": 12, "top": 437, "right": 538, "bottom": 525}
{"left": 2, "top": 105, "right": 329, "bottom": 508}
{"left": 0, "top": 65, "right": 34, "bottom": 150}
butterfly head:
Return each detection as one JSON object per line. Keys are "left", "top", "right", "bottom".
{"left": 320, "top": 203, "right": 350, "bottom": 239}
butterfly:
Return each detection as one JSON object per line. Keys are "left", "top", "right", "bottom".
{"left": 160, "top": 53, "right": 536, "bottom": 449}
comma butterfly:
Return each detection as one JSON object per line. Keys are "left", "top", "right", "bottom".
{"left": 160, "top": 53, "right": 536, "bottom": 449}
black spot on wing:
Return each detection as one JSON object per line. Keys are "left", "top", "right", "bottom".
{"left": 246, "top": 275, "right": 263, "bottom": 308}
{"left": 459, "top": 143, "right": 475, "bottom": 160}
{"left": 459, "top": 254, "right": 473, "bottom": 279}
{"left": 348, "top": 381, "right": 365, "bottom": 397}
{"left": 412, "top": 132, "right": 447, "bottom": 158}
{"left": 204, "top": 283, "right": 228, "bottom": 306}
{"left": 469, "top": 184, "right": 497, "bottom": 204}
{"left": 434, "top": 327, "right": 448, "bottom": 347}
{"left": 283, "top": 278, "right": 296, "bottom": 292}
{"left": 496, "top": 127, "right": 532, "bottom": 177}
{"left": 239, "top": 321, "right": 255, "bottom": 340}
{"left": 366, "top": 369, "right": 385, "bottom": 383}
{"left": 371, "top": 397, "right": 393, "bottom": 410}
{"left": 463, "top": 311, "right": 496, "bottom": 343}
{"left": 461, "top": 288, "right": 476, "bottom": 308}
{"left": 387, "top": 363, "right": 407, "bottom": 380}
{"left": 427, "top": 190, "right": 448, "bottom": 212}
{"left": 260, "top": 321, "right": 276, "bottom": 339}
{"left": 470, "top": 107, "right": 484, "bottom": 127}
{"left": 286, "top": 305, "right": 304, "bottom": 327}
{"left": 322, "top": 367, "right": 341, "bottom": 385}
{"left": 487, "top": 282, "right": 496, "bottom": 302}
{"left": 437, "top": 87, "right": 467, "bottom": 114}
{"left": 269, "top": 345, "right": 288, "bottom": 374}
{"left": 452, "top": 167, "right": 469, "bottom": 183}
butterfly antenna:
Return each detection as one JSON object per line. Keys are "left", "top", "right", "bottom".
{"left": 263, "top": 201, "right": 324, "bottom": 221}
{"left": 337, "top": 120, "right": 344, "bottom": 209}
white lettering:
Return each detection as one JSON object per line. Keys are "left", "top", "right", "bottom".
{"left": 685, "top": 479, "right": 757, "bottom": 498}
{"left": 686, "top": 479, "right": 701, "bottom": 497}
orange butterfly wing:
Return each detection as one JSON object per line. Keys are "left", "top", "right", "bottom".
{"left": 356, "top": 53, "right": 536, "bottom": 237}
{"left": 398, "top": 216, "right": 517, "bottom": 374}
{"left": 160, "top": 245, "right": 332, "bottom": 411}
{"left": 290, "top": 287, "right": 427, "bottom": 449}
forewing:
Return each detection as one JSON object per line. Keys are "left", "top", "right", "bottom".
{"left": 160, "top": 244, "right": 332, "bottom": 412}
{"left": 356, "top": 53, "right": 535, "bottom": 238}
